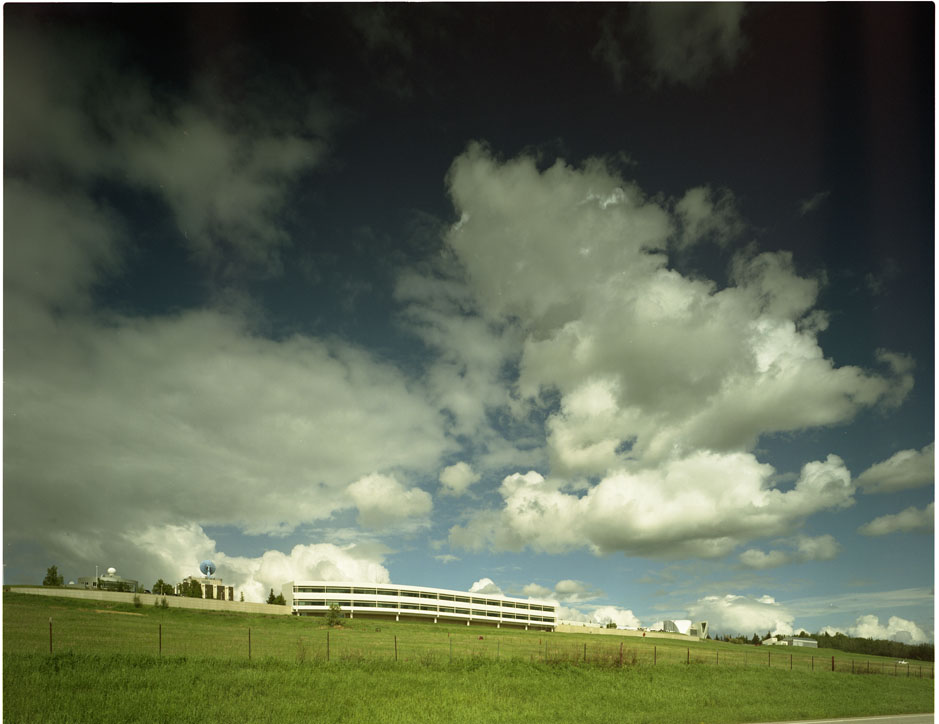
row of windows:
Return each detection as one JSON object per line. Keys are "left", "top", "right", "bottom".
{"left": 293, "top": 600, "right": 554, "bottom": 622}
{"left": 293, "top": 587, "right": 554, "bottom": 613}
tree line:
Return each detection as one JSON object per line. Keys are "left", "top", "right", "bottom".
{"left": 713, "top": 629, "right": 933, "bottom": 662}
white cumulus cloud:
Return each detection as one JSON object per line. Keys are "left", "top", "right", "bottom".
{"left": 858, "top": 503, "right": 934, "bottom": 537}
{"left": 347, "top": 474, "right": 433, "bottom": 529}
{"left": 127, "top": 522, "right": 390, "bottom": 603}
{"left": 439, "top": 462, "right": 482, "bottom": 497}
{"left": 440, "top": 144, "right": 910, "bottom": 559}
{"left": 856, "top": 443, "right": 934, "bottom": 494}
{"left": 687, "top": 594, "right": 795, "bottom": 637}
{"left": 821, "top": 615, "right": 930, "bottom": 645}
{"left": 469, "top": 577, "right": 503, "bottom": 595}
{"left": 452, "top": 454, "right": 854, "bottom": 559}
{"left": 739, "top": 534, "right": 841, "bottom": 570}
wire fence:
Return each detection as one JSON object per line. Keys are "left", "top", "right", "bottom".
{"left": 29, "top": 612, "right": 934, "bottom": 680}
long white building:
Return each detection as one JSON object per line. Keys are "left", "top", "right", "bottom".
{"left": 284, "top": 581, "right": 557, "bottom": 630}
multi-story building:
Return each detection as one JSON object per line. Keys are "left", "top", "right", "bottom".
{"left": 177, "top": 576, "right": 234, "bottom": 601}
{"left": 284, "top": 581, "right": 556, "bottom": 630}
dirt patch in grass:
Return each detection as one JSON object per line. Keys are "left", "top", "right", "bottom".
{"left": 94, "top": 610, "right": 144, "bottom": 617}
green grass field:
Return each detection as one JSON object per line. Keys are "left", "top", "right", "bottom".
{"left": 4, "top": 592, "right": 934, "bottom": 723}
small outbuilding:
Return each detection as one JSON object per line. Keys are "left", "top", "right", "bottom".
{"left": 76, "top": 567, "right": 140, "bottom": 593}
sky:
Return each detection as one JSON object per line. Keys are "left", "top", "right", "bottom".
{"left": 3, "top": 3, "right": 934, "bottom": 642}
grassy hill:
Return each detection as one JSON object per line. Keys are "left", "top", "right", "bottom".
{"left": 4, "top": 591, "right": 934, "bottom": 723}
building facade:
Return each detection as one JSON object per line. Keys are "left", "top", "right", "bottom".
{"left": 285, "top": 581, "right": 557, "bottom": 630}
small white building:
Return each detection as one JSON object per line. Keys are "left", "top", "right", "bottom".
{"left": 788, "top": 637, "right": 818, "bottom": 648}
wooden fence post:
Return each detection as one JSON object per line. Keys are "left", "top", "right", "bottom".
{"left": 654, "top": 645, "right": 656, "bottom": 665}
{"left": 686, "top": 648, "right": 689, "bottom": 665}
{"left": 790, "top": 654, "right": 792, "bottom": 670}
{"left": 831, "top": 656, "right": 834, "bottom": 672}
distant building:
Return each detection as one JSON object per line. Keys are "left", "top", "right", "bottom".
{"left": 285, "top": 581, "right": 556, "bottom": 630}
{"left": 662, "top": 620, "right": 709, "bottom": 639}
{"left": 75, "top": 567, "right": 140, "bottom": 593}
{"left": 177, "top": 576, "right": 234, "bottom": 601}
{"left": 788, "top": 637, "right": 818, "bottom": 648}
{"left": 763, "top": 636, "right": 816, "bottom": 647}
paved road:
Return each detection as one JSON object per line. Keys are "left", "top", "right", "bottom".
{"left": 752, "top": 715, "right": 933, "bottom": 724}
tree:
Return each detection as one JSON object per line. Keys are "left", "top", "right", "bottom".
{"left": 178, "top": 580, "right": 202, "bottom": 598}
{"left": 240, "top": 591, "right": 245, "bottom": 602}
{"left": 751, "top": 633, "right": 761, "bottom": 646}
{"left": 267, "top": 588, "right": 277, "bottom": 604}
{"left": 274, "top": 593, "right": 287, "bottom": 606}
{"left": 325, "top": 602, "right": 343, "bottom": 627}
{"left": 153, "top": 579, "right": 174, "bottom": 596}
{"left": 605, "top": 621, "right": 617, "bottom": 629}
{"left": 43, "top": 565, "right": 64, "bottom": 586}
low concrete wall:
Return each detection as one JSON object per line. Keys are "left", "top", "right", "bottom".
{"left": 9, "top": 586, "right": 290, "bottom": 616}
{"left": 555, "top": 623, "right": 701, "bottom": 642}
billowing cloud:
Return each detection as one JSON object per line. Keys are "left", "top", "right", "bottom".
{"left": 442, "top": 144, "right": 910, "bottom": 558}
{"left": 2, "top": 15, "right": 455, "bottom": 588}
{"left": 856, "top": 443, "right": 934, "bottom": 494}
{"left": 447, "top": 145, "right": 909, "bottom": 466}
{"left": 739, "top": 534, "right": 841, "bottom": 570}
{"left": 5, "top": 309, "right": 449, "bottom": 542}
{"left": 469, "top": 577, "right": 503, "bottom": 595}
{"left": 523, "top": 583, "right": 553, "bottom": 599}
{"left": 439, "top": 462, "right": 482, "bottom": 497}
{"left": 348, "top": 474, "right": 433, "bottom": 529}
{"left": 136, "top": 523, "right": 391, "bottom": 602}
{"left": 821, "top": 615, "right": 930, "bottom": 645}
{"left": 687, "top": 594, "right": 795, "bottom": 637}
{"left": 452, "top": 455, "right": 854, "bottom": 558}
{"left": 858, "top": 504, "right": 934, "bottom": 537}
{"left": 560, "top": 605, "right": 641, "bottom": 628}
{"left": 523, "top": 579, "right": 604, "bottom": 603}
{"left": 55, "top": 522, "right": 390, "bottom": 602}
{"left": 595, "top": 4, "right": 747, "bottom": 88}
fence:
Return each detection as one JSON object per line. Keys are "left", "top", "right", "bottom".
{"left": 29, "top": 611, "right": 935, "bottom": 680}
